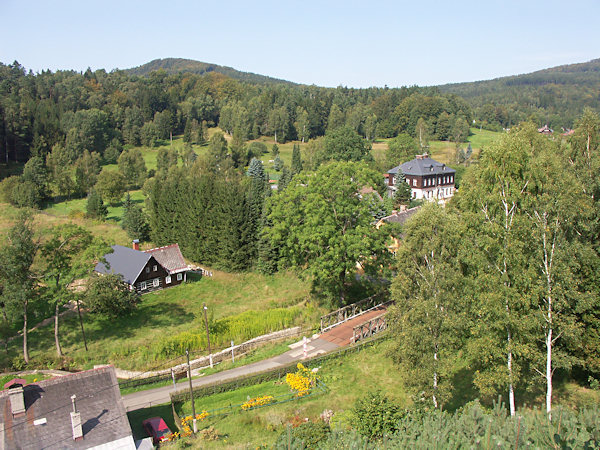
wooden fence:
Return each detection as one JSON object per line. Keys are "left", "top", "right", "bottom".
{"left": 320, "top": 292, "right": 388, "bottom": 332}
{"left": 351, "top": 313, "right": 387, "bottom": 344}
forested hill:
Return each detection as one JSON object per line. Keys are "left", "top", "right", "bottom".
{"left": 127, "top": 58, "right": 295, "bottom": 85}
{"left": 438, "top": 58, "right": 600, "bottom": 129}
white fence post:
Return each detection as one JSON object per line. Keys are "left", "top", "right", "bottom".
{"left": 303, "top": 336, "right": 307, "bottom": 359}
{"left": 231, "top": 340, "right": 235, "bottom": 363}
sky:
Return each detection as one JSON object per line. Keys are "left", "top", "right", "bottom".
{"left": 2, "top": 0, "right": 599, "bottom": 88}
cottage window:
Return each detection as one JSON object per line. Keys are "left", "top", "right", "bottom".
{"left": 153, "top": 278, "right": 160, "bottom": 287}
{"left": 166, "top": 275, "right": 171, "bottom": 284}
{"left": 177, "top": 273, "right": 183, "bottom": 281}
{"left": 450, "top": 176, "right": 453, "bottom": 183}
{"left": 145, "top": 267, "right": 150, "bottom": 274}
{"left": 153, "top": 265, "right": 157, "bottom": 272}
{"left": 413, "top": 179, "right": 417, "bottom": 187}
{"left": 140, "top": 281, "right": 147, "bottom": 290}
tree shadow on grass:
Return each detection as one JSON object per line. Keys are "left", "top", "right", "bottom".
{"left": 127, "top": 404, "right": 176, "bottom": 441}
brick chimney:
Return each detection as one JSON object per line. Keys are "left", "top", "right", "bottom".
{"left": 132, "top": 239, "right": 140, "bottom": 251}
{"left": 70, "top": 395, "right": 83, "bottom": 441}
{"left": 8, "top": 384, "right": 25, "bottom": 416}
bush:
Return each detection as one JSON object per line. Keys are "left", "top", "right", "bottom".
{"left": 351, "top": 390, "right": 405, "bottom": 440}
{"left": 0, "top": 176, "right": 20, "bottom": 203}
{"left": 277, "top": 422, "right": 331, "bottom": 449}
{"left": 85, "top": 273, "right": 139, "bottom": 317}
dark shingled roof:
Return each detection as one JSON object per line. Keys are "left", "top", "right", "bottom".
{"left": 0, "top": 366, "right": 134, "bottom": 449}
{"left": 380, "top": 206, "right": 421, "bottom": 225}
{"left": 388, "top": 156, "right": 456, "bottom": 177}
{"left": 94, "top": 245, "right": 151, "bottom": 284}
{"left": 144, "top": 244, "right": 188, "bottom": 274}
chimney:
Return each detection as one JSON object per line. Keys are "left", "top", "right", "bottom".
{"left": 70, "top": 395, "right": 83, "bottom": 441}
{"left": 132, "top": 239, "right": 140, "bottom": 251}
{"left": 8, "top": 384, "right": 26, "bottom": 416}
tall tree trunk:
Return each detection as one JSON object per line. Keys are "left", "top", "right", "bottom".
{"left": 54, "top": 302, "right": 63, "bottom": 357}
{"left": 433, "top": 346, "right": 438, "bottom": 409}
{"left": 23, "top": 299, "right": 29, "bottom": 363}
{"left": 507, "top": 331, "right": 515, "bottom": 416}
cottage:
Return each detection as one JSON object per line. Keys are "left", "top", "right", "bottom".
{"left": 0, "top": 366, "right": 137, "bottom": 449}
{"left": 386, "top": 153, "right": 456, "bottom": 202}
{"left": 375, "top": 206, "right": 421, "bottom": 253}
{"left": 95, "top": 241, "right": 189, "bottom": 293}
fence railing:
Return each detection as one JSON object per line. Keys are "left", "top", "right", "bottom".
{"left": 351, "top": 313, "right": 388, "bottom": 344}
{"left": 320, "top": 292, "right": 389, "bottom": 332}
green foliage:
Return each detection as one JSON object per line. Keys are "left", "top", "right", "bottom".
{"left": 22, "top": 156, "right": 48, "bottom": 203}
{"left": 273, "top": 154, "right": 283, "bottom": 172}
{"left": 321, "top": 126, "right": 371, "bottom": 164}
{"left": 152, "top": 307, "right": 302, "bottom": 358}
{"left": 95, "top": 169, "right": 126, "bottom": 205}
{"left": 291, "top": 143, "right": 303, "bottom": 175}
{"left": 393, "top": 173, "right": 411, "bottom": 205}
{"left": 386, "top": 133, "right": 418, "bottom": 168}
{"left": 74, "top": 150, "right": 101, "bottom": 197}
{"left": 121, "top": 193, "right": 150, "bottom": 241}
{"left": 156, "top": 147, "right": 178, "bottom": 174}
{"left": 351, "top": 391, "right": 405, "bottom": 440}
{"left": 10, "top": 180, "right": 41, "bottom": 208}
{"left": 85, "top": 188, "right": 107, "bottom": 220}
{"left": 277, "top": 422, "right": 331, "bottom": 449}
{"left": 266, "top": 161, "right": 391, "bottom": 304}
{"left": 118, "top": 148, "right": 147, "bottom": 189}
{"left": 84, "top": 273, "right": 139, "bottom": 318}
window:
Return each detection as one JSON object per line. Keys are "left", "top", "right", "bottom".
{"left": 139, "top": 281, "right": 147, "bottom": 290}
{"left": 145, "top": 267, "right": 150, "bottom": 273}
{"left": 166, "top": 275, "right": 171, "bottom": 284}
{"left": 450, "top": 176, "right": 454, "bottom": 183}
{"left": 413, "top": 179, "right": 417, "bottom": 187}
{"left": 153, "top": 265, "right": 157, "bottom": 272}
{"left": 177, "top": 273, "right": 183, "bottom": 281}
{"left": 153, "top": 278, "right": 160, "bottom": 287}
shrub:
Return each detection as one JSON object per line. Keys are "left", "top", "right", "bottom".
{"left": 351, "top": 390, "right": 405, "bottom": 440}
{"left": 288, "top": 421, "right": 331, "bottom": 449}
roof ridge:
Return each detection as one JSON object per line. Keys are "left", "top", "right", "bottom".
{"left": 144, "top": 243, "right": 179, "bottom": 253}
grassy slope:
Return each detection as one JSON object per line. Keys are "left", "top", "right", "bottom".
{"left": 5, "top": 270, "right": 311, "bottom": 371}
{"left": 169, "top": 339, "right": 408, "bottom": 449}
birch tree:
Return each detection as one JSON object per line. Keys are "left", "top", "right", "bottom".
{"left": 388, "top": 204, "right": 469, "bottom": 409}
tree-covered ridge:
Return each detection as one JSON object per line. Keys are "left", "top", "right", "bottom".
{"left": 439, "top": 58, "right": 600, "bottom": 130}
{"left": 126, "top": 57, "right": 295, "bottom": 85}
{"left": 0, "top": 60, "right": 471, "bottom": 168}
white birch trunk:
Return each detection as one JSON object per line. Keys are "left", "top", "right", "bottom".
{"left": 433, "top": 351, "right": 438, "bottom": 409}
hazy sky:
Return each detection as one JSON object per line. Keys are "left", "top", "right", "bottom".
{"left": 2, "top": 0, "right": 598, "bottom": 88}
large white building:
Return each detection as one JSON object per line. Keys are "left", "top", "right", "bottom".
{"left": 386, "top": 153, "right": 456, "bottom": 202}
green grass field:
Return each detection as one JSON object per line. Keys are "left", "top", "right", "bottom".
{"left": 3, "top": 270, "right": 312, "bottom": 371}
{"left": 160, "top": 339, "right": 409, "bottom": 448}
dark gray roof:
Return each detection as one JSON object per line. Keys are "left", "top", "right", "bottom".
{"left": 94, "top": 245, "right": 151, "bottom": 285}
{"left": 0, "top": 366, "right": 134, "bottom": 449}
{"left": 380, "top": 206, "right": 421, "bottom": 225}
{"left": 388, "top": 157, "right": 456, "bottom": 177}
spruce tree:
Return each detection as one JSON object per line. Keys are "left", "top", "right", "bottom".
{"left": 394, "top": 173, "right": 412, "bottom": 206}
{"left": 273, "top": 154, "right": 283, "bottom": 171}
{"left": 247, "top": 157, "right": 266, "bottom": 182}
{"left": 122, "top": 193, "right": 150, "bottom": 241}
{"left": 86, "top": 188, "right": 107, "bottom": 220}
{"left": 291, "top": 143, "right": 303, "bottom": 175}
{"left": 278, "top": 165, "right": 292, "bottom": 191}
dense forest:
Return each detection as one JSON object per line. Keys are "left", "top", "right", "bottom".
{"left": 0, "top": 60, "right": 471, "bottom": 168}
{"left": 440, "top": 58, "right": 600, "bottom": 130}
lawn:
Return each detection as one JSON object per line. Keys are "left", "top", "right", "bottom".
{"left": 3, "top": 270, "right": 313, "bottom": 371}
{"left": 164, "top": 339, "right": 409, "bottom": 448}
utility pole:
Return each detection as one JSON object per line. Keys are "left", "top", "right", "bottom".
{"left": 203, "top": 303, "right": 212, "bottom": 367}
{"left": 185, "top": 349, "right": 197, "bottom": 433}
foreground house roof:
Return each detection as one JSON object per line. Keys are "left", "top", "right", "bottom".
{"left": 379, "top": 206, "right": 421, "bottom": 225}
{"left": 144, "top": 243, "right": 188, "bottom": 274}
{"left": 0, "top": 366, "right": 135, "bottom": 449}
{"left": 94, "top": 245, "right": 152, "bottom": 285}
{"left": 388, "top": 155, "right": 456, "bottom": 177}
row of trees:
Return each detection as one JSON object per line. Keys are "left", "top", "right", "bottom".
{"left": 0, "top": 215, "right": 138, "bottom": 365}
{"left": 389, "top": 110, "right": 600, "bottom": 417}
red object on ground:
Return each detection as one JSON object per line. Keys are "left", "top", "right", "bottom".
{"left": 142, "top": 417, "right": 172, "bottom": 444}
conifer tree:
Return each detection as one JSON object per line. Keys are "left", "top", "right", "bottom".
{"left": 86, "top": 188, "right": 107, "bottom": 220}
{"left": 291, "top": 144, "right": 303, "bottom": 175}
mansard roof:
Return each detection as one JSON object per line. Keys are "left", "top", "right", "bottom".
{"left": 388, "top": 154, "right": 456, "bottom": 177}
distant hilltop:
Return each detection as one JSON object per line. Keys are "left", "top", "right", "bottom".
{"left": 126, "top": 57, "right": 295, "bottom": 85}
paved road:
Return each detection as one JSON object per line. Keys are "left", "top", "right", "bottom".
{"left": 122, "top": 306, "right": 387, "bottom": 412}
